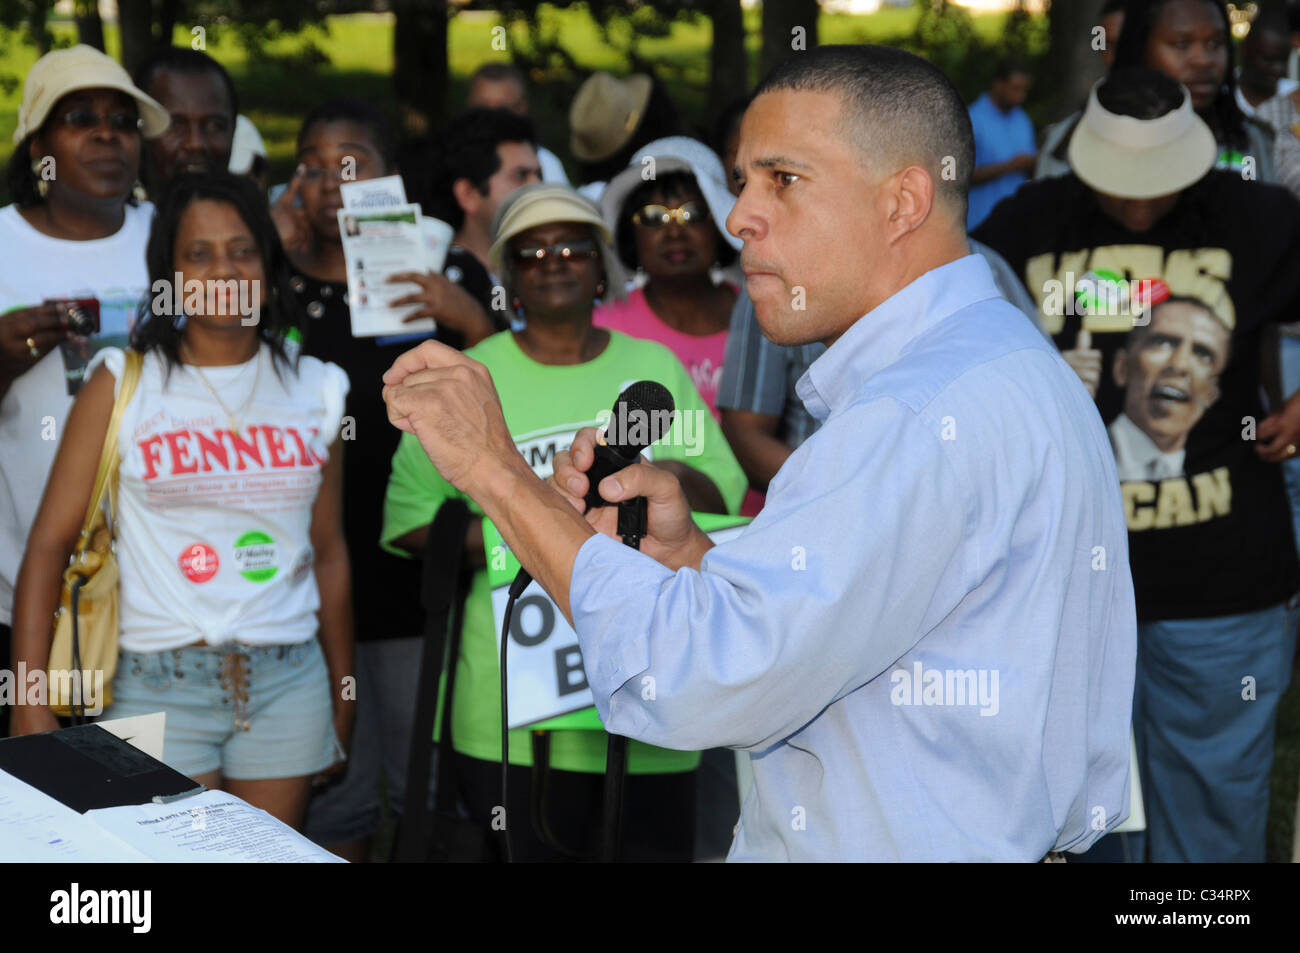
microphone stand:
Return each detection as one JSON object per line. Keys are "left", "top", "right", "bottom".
{"left": 600, "top": 494, "right": 648, "bottom": 863}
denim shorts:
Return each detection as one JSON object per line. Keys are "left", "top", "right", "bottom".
{"left": 102, "top": 639, "right": 342, "bottom": 781}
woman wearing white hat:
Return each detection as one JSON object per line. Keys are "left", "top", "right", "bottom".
{"left": 594, "top": 139, "right": 743, "bottom": 415}
{"left": 0, "top": 46, "right": 169, "bottom": 733}
{"left": 594, "top": 137, "right": 758, "bottom": 517}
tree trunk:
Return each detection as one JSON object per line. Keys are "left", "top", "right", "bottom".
{"left": 707, "top": 0, "right": 747, "bottom": 124}
{"left": 760, "top": 0, "right": 819, "bottom": 81}
{"left": 155, "top": 0, "right": 183, "bottom": 47}
{"left": 25, "top": 0, "right": 54, "bottom": 54}
{"left": 1043, "top": 0, "right": 1105, "bottom": 124}
{"left": 392, "top": 0, "right": 450, "bottom": 139}
{"left": 74, "top": 1, "right": 105, "bottom": 52}
{"left": 117, "top": 0, "right": 156, "bottom": 74}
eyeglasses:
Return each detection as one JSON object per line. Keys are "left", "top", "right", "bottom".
{"left": 58, "top": 109, "right": 142, "bottom": 133}
{"left": 298, "top": 156, "right": 379, "bottom": 183}
{"left": 511, "top": 238, "right": 600, "bottom": 267}
{"left": 631, "top": 201, "right": 707, "bottom": 228}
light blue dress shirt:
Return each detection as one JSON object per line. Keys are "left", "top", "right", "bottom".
{"left": 568, "top": 254, "right": 1137, "bottom": 861}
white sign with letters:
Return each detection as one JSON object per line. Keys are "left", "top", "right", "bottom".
{"left": 492, "top": 524, "right": 748, "bottom": 728}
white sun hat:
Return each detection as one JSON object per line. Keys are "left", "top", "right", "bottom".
{"left": 598, "top": 136, "right": 743, "bottom": 270}
{"left": 1068, "top": 78, "right": 1218, "bottom": 199}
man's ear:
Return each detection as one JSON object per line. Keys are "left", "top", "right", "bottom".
{"left": 452, "top": 177, "right": 480, "bottom": 218}
{"left": 887, "top": 165, "right": 936, "bottom": 240}
{"left": 1112, "top": 349, "right": 1128, "bottom": 389}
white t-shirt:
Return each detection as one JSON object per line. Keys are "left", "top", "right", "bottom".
{"left": 537, "top": 146, "right": 570, "bottom": 186}
{"left": 90, "top": 344, "right": 349, "bottom": 651}
{"left": 0, "top": 202, "right": 154, "bottom": 625}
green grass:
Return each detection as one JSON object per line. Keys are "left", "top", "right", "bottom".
{"left": 1268, "top": 668, "right": 1300, "bottom": 861}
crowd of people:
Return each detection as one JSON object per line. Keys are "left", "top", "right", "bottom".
{"left": 2, "top": 0, "right": 1300, "bottom": 863}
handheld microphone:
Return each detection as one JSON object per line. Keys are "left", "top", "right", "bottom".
{"left": 581, "top": 380, "right": 676, "bottom": 510}
{"left": 510, "top": 381, "right": 675, "bottom": 594}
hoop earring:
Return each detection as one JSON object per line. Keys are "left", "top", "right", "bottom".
{"left": 595, "top": 281, "right": 606, "bottom": 298}
{"left": 709, "top": 261, "right": 724, "bottom": 286}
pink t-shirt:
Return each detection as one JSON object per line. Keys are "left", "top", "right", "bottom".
{"left": 594, "top": 284, "right": 766, "bottom": 516}
{"left": 593, "top": 287, "right": 730, "bottom": 419}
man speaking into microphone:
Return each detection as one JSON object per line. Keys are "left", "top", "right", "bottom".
{"left": 382, "top": 45, "right": 1137, "bottom": 861}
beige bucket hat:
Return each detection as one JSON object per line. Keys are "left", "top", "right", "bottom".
{"left": 14, "top": 44, "right": 170, "bottom": 144}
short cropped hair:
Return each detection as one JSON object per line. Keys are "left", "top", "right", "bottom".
{"left": 993, "top": 58, "right": 1031, "bottom": 82}
{"left": 752, "top": 45, "right": 974, "bottom": 223}
{"left": 424, "top": 108, "right": 537, "bottom": 230}
{"left": 297, "top": 97, "right": 399, "bottom": 170}
{"left": 470, "top": 62, "right": 527, "bottom": 90}
{"left": 132, "top": 47, "right": 238, "bottom": 120}
{"left": 1097, "top": 66, "right": 1186, "bottom": 119}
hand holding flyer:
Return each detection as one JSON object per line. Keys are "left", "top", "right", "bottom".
{"left": 336, "top": 175, "right": 455, "bottom": 337}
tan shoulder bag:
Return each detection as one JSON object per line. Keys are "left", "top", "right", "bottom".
{"left": 48, "top": 349, "right": 143, "bottom": 719}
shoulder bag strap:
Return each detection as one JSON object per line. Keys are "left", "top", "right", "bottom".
{"left": 74, "top": 350, "right": 143, "bottom": 551}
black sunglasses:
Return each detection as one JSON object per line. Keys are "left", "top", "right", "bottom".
{"left": 58, "top": 108, "right": 142, "bottom": 133}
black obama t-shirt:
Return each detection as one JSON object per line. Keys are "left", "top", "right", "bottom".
{"left": 974, "top": 171, "right": 1300, "bottom": 622}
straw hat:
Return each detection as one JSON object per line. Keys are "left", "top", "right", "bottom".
{"left": 14, "top": 44, "right": 170, "bottom": 144}
{"left": 569, "top": 72, "right": 653, "bottom": 162}
{"left": 489, "top": 183, "right": 628, "bottom": 303}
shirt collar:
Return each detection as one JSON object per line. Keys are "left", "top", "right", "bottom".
{"left": 796, "top": 253, "right": 1002, "bottom": 422}
{"left": 1109, "top": 412, "right": 1185, "bottom": 481}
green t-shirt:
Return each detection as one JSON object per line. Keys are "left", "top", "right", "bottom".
{"left": 382, "top": 329, "right": 748, "bottom": 773}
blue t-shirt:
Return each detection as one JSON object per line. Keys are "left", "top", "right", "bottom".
{"left": 967, "top": 92, "right": 1036, "bottom": 230}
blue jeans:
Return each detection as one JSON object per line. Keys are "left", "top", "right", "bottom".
{"left": 1076, "top": 597, "right": 1299, "bottom": 862}
{"left": 1280, "top": 336, "right": 1300, "bottom": 560}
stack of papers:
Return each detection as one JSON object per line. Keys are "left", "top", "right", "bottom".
{"left": 0, "top": 771, "right": 343, "bottom": 863}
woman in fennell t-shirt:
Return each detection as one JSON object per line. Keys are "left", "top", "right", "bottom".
{"left": 13, "top": 173, "right": 352, "bottom": 831}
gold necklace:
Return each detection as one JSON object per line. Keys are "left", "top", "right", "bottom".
{"left": 182, "top": 344, "right": 263, "bottom": 431}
